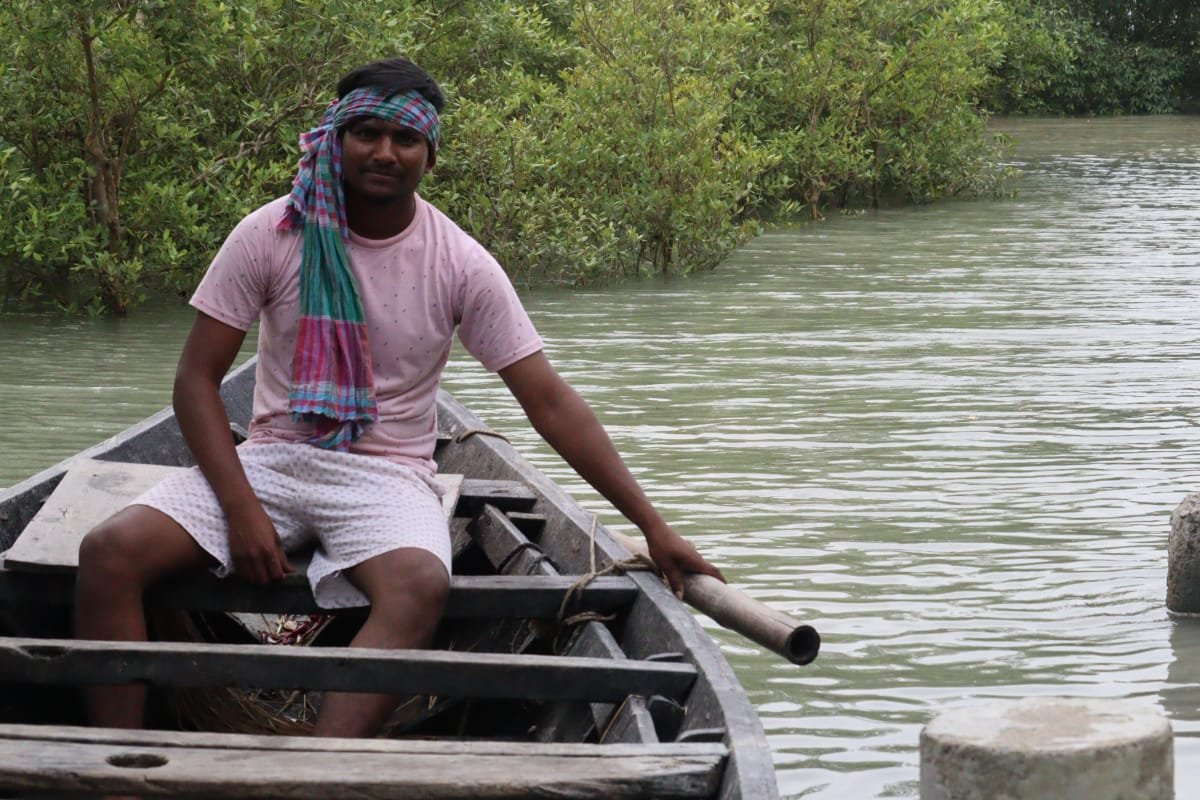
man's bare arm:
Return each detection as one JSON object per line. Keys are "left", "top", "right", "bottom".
{"left": 498, "top": 351, "right": 724, "bottom": 596}
{"left": 174, "top": 312, "right": 291, "bottom": 583}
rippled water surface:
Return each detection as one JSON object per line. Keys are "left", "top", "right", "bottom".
{"left": 3, "top": 117, "right": 1200, "bottom": 798}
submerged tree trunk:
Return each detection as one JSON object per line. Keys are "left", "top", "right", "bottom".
{"left": 79, "top": 17, "right": 123, "bottom": 255}
{"left": 79, "top": 15, "right": 130, "bottom": 314}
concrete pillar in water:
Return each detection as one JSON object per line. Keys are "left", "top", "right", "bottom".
{"left": 1168, "top": 493, "right": 1200, "bottom": 614}
{"left": 919, "top": 697, "right": 1173, "bottom": 800}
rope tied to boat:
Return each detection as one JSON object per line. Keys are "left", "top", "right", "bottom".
{"left": 551, "top": 515, "right": 657, "bottom": 654}
{"left": 495, "top": 540, "right": 555, "bottom": 575}
{"left": 455, "top": 427, "right": 510, "bottom": 444}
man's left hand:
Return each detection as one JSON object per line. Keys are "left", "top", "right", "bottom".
{"left": 645, "top": 526, "right": 726, "bottom": 599}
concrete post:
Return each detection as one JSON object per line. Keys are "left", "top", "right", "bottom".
{"left": 920, "top": 697, "right": 1173, "bottom": 800}
{"left": 1168, "top": 493, "right": 1200, "bottom": 614}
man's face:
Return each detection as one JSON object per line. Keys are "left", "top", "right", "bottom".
{"left": 340, "top": 116, "right": 434, "bottom": 204}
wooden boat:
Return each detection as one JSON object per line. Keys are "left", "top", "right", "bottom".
{"left": 0, "top": 358, "right": 782, "bottom": 799}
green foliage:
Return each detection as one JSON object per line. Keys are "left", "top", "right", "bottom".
{"left": 740, "top": 0, "right": 1011, "bottom": 217}
{"left": 986, "top": 0, "right": 1076, "bottom": 113}
{"left": 555, "top": 1, "right": 768, "bottom": 278}
{"left": 0, "top": 1, "right": 210, "bottom": 312}
{"left": 987, "top": 0, "right": 1196, "bottom": 114}
{"left": 430, "top": 1, "right": 768, "bottom": 284}
{"left": 1, "top": 0, "right": 1021, "bottom": 313}
{"left": 1081, "top": 0, "right": 1200, "bottom": 105}
{"left": 1046, "top": 22, "right": 1183, "bottom": 114}
{"left": 425, "top": 70, "right": 633, "bottom": 286}
{"left": 0, "top": 0, "right": 434, "bottom": 313}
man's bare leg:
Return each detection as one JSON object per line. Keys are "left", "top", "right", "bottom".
{"left": 75, "top": 505, "right": 216, "bottom": 729}
{"left": 312, "top": 547, "right": 450, "bottom": 738}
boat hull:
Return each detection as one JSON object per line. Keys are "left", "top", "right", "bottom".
{"left": 0, "top": 359, "right": 778, "bottom": 799}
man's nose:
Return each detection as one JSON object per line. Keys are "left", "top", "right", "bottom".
{"left": 371, "top": 137, "right": 401, "bottom": 163}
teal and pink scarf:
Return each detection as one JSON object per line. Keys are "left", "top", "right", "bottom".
{"left": 278, "top": 87, "right": 441, "bottom": 450}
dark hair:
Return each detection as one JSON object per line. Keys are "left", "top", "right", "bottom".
{"left": 336, "top": 57, "right": 445, "bottom": 112}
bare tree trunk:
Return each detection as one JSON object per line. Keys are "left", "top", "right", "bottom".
{"left": 79, "top": 15, "right": 122, "bottom": 253}
{"left": 78, "top": 14, "right": 130, "bottom": 314}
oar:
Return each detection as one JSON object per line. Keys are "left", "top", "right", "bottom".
{"left": 610, "top": 532, "right": 820, "bottom": 666}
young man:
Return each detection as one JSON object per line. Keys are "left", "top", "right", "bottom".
{"left": 76, "top": 57, "right": 724, "bottom": 739}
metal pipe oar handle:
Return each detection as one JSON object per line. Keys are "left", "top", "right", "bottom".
{"left": 612, "top": 532, "right": 820, "bottom": 666}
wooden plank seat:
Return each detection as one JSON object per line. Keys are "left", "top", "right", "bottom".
{"left": 0, "top": 563, "right": 638, "bottom": 618}
{"left": 0, "top": 637, "right": 698, "bottom": 704}
{"left": 0, "top": 459, "right": 540, "bottom": 574}
{"left": 0, "top": 724, "right": 727, "bottom": 799}
{"left": 451, "top": 478, "right": 537, "bottom": 517}
{"left": 0, "top": 459, "right": 600, "bottom": 619}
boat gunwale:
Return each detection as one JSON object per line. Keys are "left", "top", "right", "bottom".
{"left": 0, "top": 357, "right": 780, "bottom": 799}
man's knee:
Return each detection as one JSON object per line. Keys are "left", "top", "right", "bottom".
{"left": 78, "top": 516, "right": 144, "bottom": 584}
{"left": 389, "top": 554, "right": 450, "bottom": 610}
{"left": 78, "top": 506, "right": 206, "bottom": 588}
{"left": 360, "top": 549, "right": 451, "bottom": 619}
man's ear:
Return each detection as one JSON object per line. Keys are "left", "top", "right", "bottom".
{"left": 424, "top": 147, "right": 437, "bottom": 174}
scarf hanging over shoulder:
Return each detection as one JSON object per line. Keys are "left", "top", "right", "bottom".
{"left": 277, "top": 87, "right": 441, "bottom": 450}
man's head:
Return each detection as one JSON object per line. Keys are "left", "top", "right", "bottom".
{"left": 336, "top": 58, "right": 445, "bottom": 113}
{"left": 280, "top": 57, "right": 444, "bottom": 235}
{"left": 326, "top": 59, "right": 444, "bottom": 206}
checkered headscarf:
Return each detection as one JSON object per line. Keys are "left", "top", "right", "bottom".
{"left": 277, "top": 88, "right": 441, "bottom": 450}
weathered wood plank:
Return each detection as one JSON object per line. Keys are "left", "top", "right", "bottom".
{"left": 534, "top": 623, "right": 616, "bottom": 743}
{"left": 0, "top": 724, "right": 726, "bottom": 799}
{"left": 468, "top": 504, "right": 559, "bottom": 578}
{"left": 506, "top": 511, "right": 547, "bottom": 537}
{"left": 0, "top": 565, "right": 636, "bottom": 618}
{"left": 2, "top": 460, "right": 462, "bottom": 574}
{"left": 453, "top": 575, "right": 638, "bottom": 619}
{"left": 3, "top": 460, "right": 183, "bottom": 573}
{"left": 0, "top": 563, "right": 638, "bottom": 618}
{"left": 463, "top": 504, "right": 561, "bottom": 658}
{"left": 0, "top": 637, "right": 697, "bottom": 702}
{"left": 454, "top": 479, "right": 538, "bottom": 518}
{"left": 564, "top": 620, "right": 658, "bottom": 745}
{"left": 601, "top": 695, "right": 659, "bottom": 744}
{"left": 0, "top": 723, "right": 721, "bottom": 755}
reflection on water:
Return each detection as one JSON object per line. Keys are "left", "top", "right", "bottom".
{"left": 2, "top": 116, "right": 1200, "bottom": 797}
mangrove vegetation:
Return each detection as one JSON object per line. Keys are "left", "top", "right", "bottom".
{"left": 1, "top": 1, "right": 1196, "bottom": 315}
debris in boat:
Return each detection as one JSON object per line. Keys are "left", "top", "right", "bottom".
{"left": 260, "top": 613, "right": 333, "bottom": 646}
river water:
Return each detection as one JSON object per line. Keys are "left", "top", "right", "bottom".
{"left": 2, "top": 117, "right": 1199, "bottom": 797}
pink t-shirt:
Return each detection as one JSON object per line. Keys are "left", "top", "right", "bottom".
{"left": 191, "top": 194, "right": 544, "bottom": 474}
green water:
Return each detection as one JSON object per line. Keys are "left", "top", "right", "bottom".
{"left": 3, "top": 116, "right": 1200, "bottom": 798}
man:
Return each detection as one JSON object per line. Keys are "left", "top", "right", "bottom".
{"left": 76, "top": 57, "right": 724, "bottom": 739}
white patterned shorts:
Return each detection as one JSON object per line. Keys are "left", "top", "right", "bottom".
{"left": 132, "top": 443, "right": 452, "bottom": 609}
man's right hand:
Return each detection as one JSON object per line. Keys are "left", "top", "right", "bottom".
{"left": 226, "top": 502, "right": 293, "bottom": 583}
